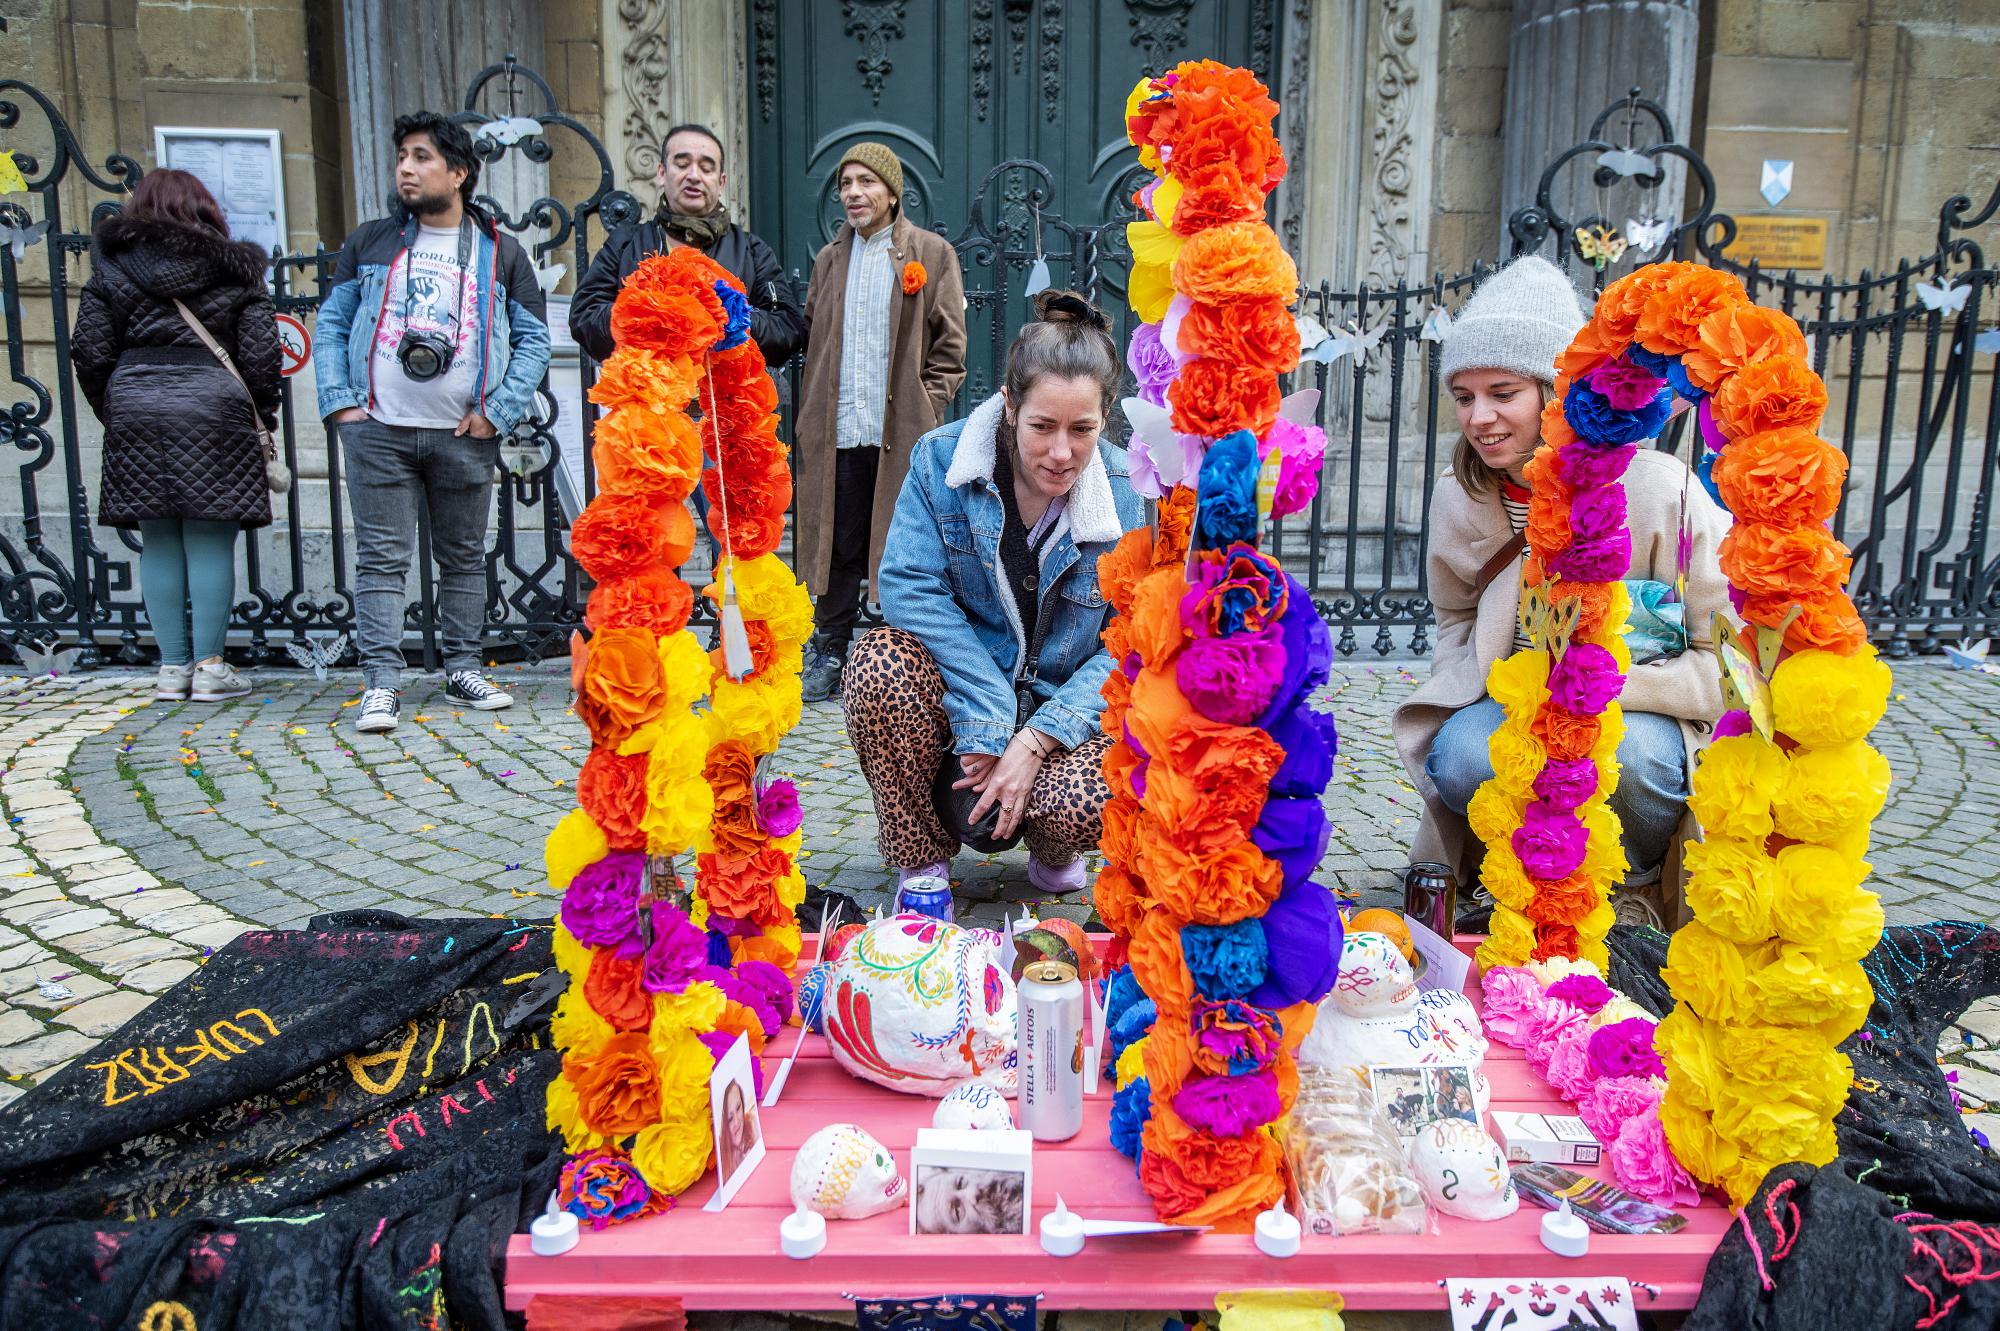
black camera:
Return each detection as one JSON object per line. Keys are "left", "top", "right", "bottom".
{"left": 397, "top": 329, "right": 456, "bottom": 382}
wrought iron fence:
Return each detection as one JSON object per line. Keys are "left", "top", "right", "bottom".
{"left": 3, "top": 66, "right": 1996, "bottom": 670}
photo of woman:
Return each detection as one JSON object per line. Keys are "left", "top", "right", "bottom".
{"left": 912, "top": 1164, "right": 1028, "bottom": 1235}
{"left": 717, "top": 1077, "right": 761, "bottom": 1189}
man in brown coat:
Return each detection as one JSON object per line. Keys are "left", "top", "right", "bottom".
{"left": 795, "top": 142, "right": 967, "bottom": 702}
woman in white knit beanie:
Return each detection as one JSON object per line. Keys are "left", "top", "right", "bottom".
{"left": 1388, "top": 256, "right": 1734, "bottom": 927}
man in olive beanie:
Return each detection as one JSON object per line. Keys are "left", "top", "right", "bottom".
{"left": 794, "top": 142, "right": 966, "bottom": 702}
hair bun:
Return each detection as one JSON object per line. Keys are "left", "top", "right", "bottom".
{"left": 1032, "top": 288, "right": 1112, "bottom": 333}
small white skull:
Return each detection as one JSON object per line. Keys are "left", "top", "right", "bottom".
{"left": 1408, "top": 1118, "right": 1519, "bottom": 1222}
{"left": 933, "top": 1081, "right": 1015, "bottom": 1131}
{"left": 789, "top": 1123, "right": 906, "bottom": 1220}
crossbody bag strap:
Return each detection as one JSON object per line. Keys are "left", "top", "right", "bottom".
{"left": 171, "top": 297, "right": 275, "bottom": 462}
{"left": 1472, "top": 529, "right": 1528, "bottom": 598}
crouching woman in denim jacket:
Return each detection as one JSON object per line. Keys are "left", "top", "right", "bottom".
{"left": 843, "top": 291, "right": 1144, "bottom": 913}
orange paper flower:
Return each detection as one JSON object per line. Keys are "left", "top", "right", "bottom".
{"left": 704, "top": 740, "right": 763, "bottom": 860}
{"left": 697, "top": 845, "right": 797, "bottom": 927}
{"left": 1683, "top": 304, "right": 1810, "bottom": 392}
{"left": 1176, "top": 297, "right": 1301, "bottom": 374}
{"left": 1637, "top": 266, "right": 1749, "bottom": 355}
{"left": 1097, "top": 526, "right": 1156, "bottom": 616}
{"left": 578, "top": 747, "right": 649, "bottom": 850}
{"left": 1593, "top": 265, "right": 1680, "bottom": 345}
{"left": 574, "top": 627, "right": 667, "bottom": 749}
{"left": 1719, "top": 522, "right": 1852, "bottom": 604}
{"left": 572, "top": 492, "right": 676, "bottom": 581}
{"left": 1533, "top": 707, "right": 1603, "bottom": 763}
{"left": 585, "top": 947, "right": 653, "bottom": 1031}
{"left": 1128, "top": 906, "right": 1195, "bottom": 1021}
{"left": 593, "top": 406, "right": 704, "bottom": 501}
{"left": 565, "top": 1030, "right": 663, "bottom": 1136}
{"left": 901, "top": 261, "right": 926, "bottom": 295}
{"left": 1712, "top": 356, "right": 1829, "bottom": 440}
{"left": 586, "top": 568, "right": 695, "bottom": 637}
{"left": 1168, "top": 357, "right": 1281, "bottom": 440}
{"left": 1155, "top": 486, "right": 1197, "bottom": 567}
{"left": 1712, "top": 429, "right": 1847, "bottom": 529}
{"left": 1740, "top": 591, "right": 1869, "bottom": 655}
{"left": 1170, "top": 223, "right": 1298, "bottom": 304}
{"left": 1092, "top": 860, "right": 1146, "bottom": 937}
{"left": 1553, "top": 320, "right": 1631, "bottom": 382}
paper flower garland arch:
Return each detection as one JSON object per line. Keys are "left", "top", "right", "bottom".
{"left": 545, "top": 247, "right": 808, "bottom": 1217}
{"left": 1537, "top": 261, "right": 1890, "bottom": 1208}
{"left": 1093, "top": 59, "right": 1343, "bottom": 1231}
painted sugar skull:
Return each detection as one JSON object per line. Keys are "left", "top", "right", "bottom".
{"left": 790, "top": 1123, "right": 905, "bottom": 1220}
{"left": 1297, "top": 931, "right": 1492, "bottom": 1113}
{"left": 933, "top": 1080, "right": 1015, "bottom": 1131}
{"left": 1409, "top": 1117, "right": 1519, "bottom": 1221}
{"left": 823, "top": 913, "right": 1019, "bottom": 1096}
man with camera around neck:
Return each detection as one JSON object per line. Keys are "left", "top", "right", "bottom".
{"left": 314, "top": 112, "right": 551, "bottom": 735}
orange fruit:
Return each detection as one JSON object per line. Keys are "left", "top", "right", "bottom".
{"left": 1347, "top": 908, "right": 1418, "bottom": 965}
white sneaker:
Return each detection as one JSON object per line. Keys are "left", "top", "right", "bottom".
{"left": 153, "top": 662, "right": 193, "bottom": 700}
{"left": 356, "top": 686, "right": 401, "bottom": 733}
{"left": 445, "top": 670, "right": 513, "bottom": 710}
{"left": 189, "top": 659, "right": 250, "bottom": 702}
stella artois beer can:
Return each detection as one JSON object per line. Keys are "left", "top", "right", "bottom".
{"left": 1019, "top": 958, "right": 1084, "bottom": 1142}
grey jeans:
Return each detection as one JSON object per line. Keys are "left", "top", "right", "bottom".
{"left": 339, "top": 418, "right": 499, "bottom": 688}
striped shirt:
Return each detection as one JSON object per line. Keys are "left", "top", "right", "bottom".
{"left": 834, "top": 225, "right": 896, "bottom": 449}
{"left": 1501, "top": 479, "right": 1533, "bottom": 653}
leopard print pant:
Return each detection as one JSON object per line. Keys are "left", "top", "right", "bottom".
{"left": 842, "top": 626, "right": 1112, "bottom": 870}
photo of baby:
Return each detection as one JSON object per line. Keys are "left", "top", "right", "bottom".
{"left": 912, "top": 1164, "right": 1028, "bottom": 1236}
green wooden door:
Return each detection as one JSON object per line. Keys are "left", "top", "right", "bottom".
{"left": 747, "top": 0, "right": 1280, "bottom": 402}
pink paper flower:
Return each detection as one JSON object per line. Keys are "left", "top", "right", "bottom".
{"left": 1267, "top": 417, "right": 1326, "bottom": 520}
{"left": 1544, "top": 1026, "right": 1600, "bottom": 1101}
{"left": 1546, "top": 972, "right": 1615, "bottom": 1013}
{"left": 1547, "top": 642, "right": 1624, "bottom": 716}
{"left": 756, "top": 777, "right": 803, "bottom": 839}
{"left": 1611, "top": 1102, "right": 1702, "bottom": 1208}
{"left": 1532, "top": 758, "right": 1599, "bottom": 812}
{"left": 1587, "top": 1016, "right": 1666, "bottom": 1081}
{"left": 1557, "top": 441, "right": 1637, "bottom": 490}
{"left": 1481, "top": 966, "right": 1545, "bottom": 1048}
{"left": 1173, "top": 1068, "right": 1281, "bottom": 1138}
{"left": 1568, "top": 485, "right": 1629, "bottom": 543}
{"left": 1176, "top": 627, "right": 1286, "bottom": 725}
{"left": 1521, "top": 998, "right": 1589, "bottom": 1077}
{"left": 1577, "top": 1074, "right": 1664, "bottom": 1145}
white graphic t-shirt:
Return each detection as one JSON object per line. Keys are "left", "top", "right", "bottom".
{"left": 369, "top": 223, "right": 482, "bottom": 429}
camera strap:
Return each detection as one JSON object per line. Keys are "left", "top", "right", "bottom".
{"left": 399, "top": 216, "right": 475, "bottom": 342}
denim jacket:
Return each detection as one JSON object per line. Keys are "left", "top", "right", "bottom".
{"left": 312, "top": 211, "right": 550, "bottom": 436}
{"left": 878, "top": 393, "right": 1145, "bottom": 756}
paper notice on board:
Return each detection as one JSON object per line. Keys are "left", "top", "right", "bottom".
{"left": 221, "top": 139, "right": 277, "bottom": 213}
{"left": 1404, "top": 911, "right": 1471, "bottom": 995}
{"left": 166, "top": 139, "right": 223, "bottom": 186}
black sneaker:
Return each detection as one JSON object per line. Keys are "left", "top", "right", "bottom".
{"left": 801, "top": 643, "right": 846, "bottom": 703}
{"left": 446, "top": 670, "right": 514, "bottom": 710}
{"left": 356, "top": 687, "right": 401, "bottom": 734}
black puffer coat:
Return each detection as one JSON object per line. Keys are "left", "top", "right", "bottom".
{"left": 72, "top": 214, "right": 281, "bottom": 529}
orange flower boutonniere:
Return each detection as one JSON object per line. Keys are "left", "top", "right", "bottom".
{"left": 902, "top": 260, "right": 926, "bottom": 296}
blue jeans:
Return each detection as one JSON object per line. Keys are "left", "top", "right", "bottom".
{"left": 138, "top": 518, "right": 239, "bottom": 664}
{"left": 1426, "top": 696, "right": 1690, "bottom": 880}
{"left": 340, "top": 419, "right": 499, "bottom": 688}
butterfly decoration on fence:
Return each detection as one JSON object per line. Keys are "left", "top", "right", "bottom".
{"left": 1300, "top": 315, "right": 1386, "bottom": 365}
{"left": 1420, "top": 304, "right": 1455, "bottom": 342}
{"left": 1713, "top": 608, "right": 1802, "bottom": 743}
{"left": 1595, "top": 148, "right": 1659, "bottom": 181}
{"left": 1975, "top": 328, "right": 2000, "bottom": 355}
{"left": 1575, "top": 224, "right": 1628, "bottom": 271}
{"left": 1624, "top": 216, "right": 1673, "bottom": 254}
{"left": 11, "top": 637, "right": 79, "bottom": 677}
{"left": 531, "top": 260, "right": 566, "bottom": 295}
{"left": 473, "top": 116, "right": 545, "bottom": 149}
{"left": 1, "top": 218, "right": 50, "bottom": 261}
{"left": 1916, "top": 279, "right": 1973, "bottom": 315}
{"left": 1023, "top": 201, "right": 1051, "bottom": 297}
{"left": 283, "top": 632, "right": 349, "bottom": 682}
{"left": 1520, "top": 584, "right": 1581, "bottom": 664}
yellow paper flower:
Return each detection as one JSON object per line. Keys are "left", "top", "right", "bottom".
{"left": 552, "top": 923, "right": 593, "bottom": 980}
{"left": 1467, "top": 781, "right": 1523, "bottom": 847}
{"left": 1747, "top": 945, "right": 1873, "bottom": 1032}
{"left": 1772, "top": 739, "right": 1891, "bottom": 843}
{"left": 1573, "top": 898, "right": 1617, "bottom": 945}
{"left": 1477, "top": 905, "right": 1536, "bottom": 971}
{"left": 1771, "top": 843, "right": 1882, "bottom": 962}
{"left": 712, "top": 673, "right": 803, "bottom": 752}
{"left": 546, "top": 1073, "right": 611, "bottom": 1153}
{"left": 1771, "top": 648, "right": 1892, "bottom": 749}
{"left": 553, "top": 976, "right": 616, "bottom": 1059}
{"left": 651, "top": 980, "right": 728, "bottom": 1038}
{"left": 1125, "top": 76, "right": 1164, "bottom": 174}
{"left": 1689, "top": 734, "right": 1788, "bottom": 842}
{"left": 1486, "top": 650, "right": 1551, "bottom": 716}
{"left": 1714, "top": 1023, "right": 1848, "bottom": 1094}
{"left": 652, "top": 1028, "right": 719, "bottom": 1123}
{"left": 659, "top": 631, "right": 713, "bottom": 710}
{"left": 1713, "top": 1097, "right": 1833, "bottom": 1167}
{"left": 1661, "top": 921, "right": 1758, "bottom": 1025}
{"left": 631, "top": 1106, "right": 714, "bottom": 1195}
{"left": 1680, "top": 836, "right": 1778, "bottom": 944}
{"left": 732, "top": 553, "right": 814, "bottom": 648}
{"left": 1487, "top": 723, "right": 1547, "bottom": 799}
{"left": 546, "top": 808, "right": 610, "bottom": 890}
{"left": 1127, "top": 218, "right": 1184, "bottom": 323}
{"left": 1479, "top": 849, "right": 1537, "bottom": 912}
{"left": 1660, "top": 1083, "right": 1740, "bottom": 1182}
{"left": 1116, "top": 1037, "right": 1150, "bottom": 1090}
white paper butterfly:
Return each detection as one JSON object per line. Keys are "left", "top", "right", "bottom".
{"left": 284, "top": 632, "right": 350, "bottom": 682}
{"left": 474, "top": 116, "right": 545, "bottom": 148}
{"left": 1303, "top": 320, "right": 1386, "bottom": 365}
{"left": 1596, "top": 148, "right": 1657, "bottom": 179}
{"left": 1419, "top": 305, "right": 1454, "bottom": 342}
{"left": 1625, "top": 216, "right": 1672, "bottom": 252}
{"left": 1916, "top": 280, "right": 1973, "bottom": 314}
{"left": 532, "top": 260, "right": 566, "bottom": 295}
{"left": 1, "top": 219, "right": 50, "bottom": 261}
{"left": 11, "top": 638, "right": 78, "bottom": 677}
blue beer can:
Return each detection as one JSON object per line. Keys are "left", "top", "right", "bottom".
{"left": 895, "top": 874, "right": 955, "bottom": 924}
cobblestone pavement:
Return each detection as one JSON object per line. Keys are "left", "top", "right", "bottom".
{"left": 2, "top": 656, "right": 1997, "bottom": 1109}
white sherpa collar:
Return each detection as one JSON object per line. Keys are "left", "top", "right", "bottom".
{"left": 943, "top": 393, "right": 1123, "bottom": 544}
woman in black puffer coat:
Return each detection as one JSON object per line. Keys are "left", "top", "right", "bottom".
{"left": 72, "top": 168, "right": 280, "bottom": 703}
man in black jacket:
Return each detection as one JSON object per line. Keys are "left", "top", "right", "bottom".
{"left": 569, "top": 124, "right": 803, "bottom": 367}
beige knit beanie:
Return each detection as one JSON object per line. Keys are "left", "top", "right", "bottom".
{"left": 1438, "top": 255, "right": 1588, "bottom": 387}
{"left": 836, "top": 142, "right": 905, "bottom": 208}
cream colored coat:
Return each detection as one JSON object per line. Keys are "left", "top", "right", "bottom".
{"left": 1391, "top": 447, "right": 1735, "bottom": 886}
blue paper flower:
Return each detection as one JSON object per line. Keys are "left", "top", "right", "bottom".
{"left": 1195, "top": 430, "right": 1260, "bottom": 548}
{"left": 1625, "top": 344, "right": 1675, "bottom": 378}
{"left": 1181, "top": 918, "right": 1269, "bottom": 1000}
{"left": 1563, "top": 377, "right": 1672, "bottom": 445}
{"left": 1104, "top": 965, "right": 1143, "bottom": 1026}
{"left": 1110, "top": 996, "right": 1158, "bottom": 1062}
{"left": 1693, "top": 448, "right": 1723, "bottom": 506}
{"left": 1666, "top": 357, "right": 1703, "bottom": 402}
{"left": 712, "top": 278, "right": 752, "bottom": 351}
{"left": 1110, "top": 1077, "right": 1151, "bottom": 1160}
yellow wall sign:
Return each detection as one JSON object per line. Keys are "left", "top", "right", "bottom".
{"left": 1723, "top": 215, "right": 1829, "bottom": 270}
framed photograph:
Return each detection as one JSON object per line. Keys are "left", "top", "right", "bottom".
{"left": 152, "top": 127, "right": 287, "bottom": 262}
{"left": 1368, "top": 1061, "right": 1476, "bottom": 1138}
{"left": 704, "top": 1032, "right": 765, "bottom": 1211}
{"left": 909, "top": 1127, "right": 1032, "bottom": 1236}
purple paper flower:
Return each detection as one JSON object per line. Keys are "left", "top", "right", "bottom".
{"left": 1698, "top": 395, "right": 1728, "bottom": 451}
{"left": 1547, "top": 972, "right": 1616, "bottom": 1014}
{"left": 1587, "top": 1017, "right": 1666, "bottom": 1081}
{"left": 1176, "top": 627, "right": 1286, "bottom": 725}
{"left": 561, "top": 851, "right": 646, "bottom": 951}
{"left": 1568, "top": 486, "right": 1628, "bottom": 543}
{"left": 756, "top": 777, "right": 803, "bottom": 838}
{"left": 1172, "top": 1069, "right": 1281, "bottom": 1138}
{"left": 1547, "top": 642, "right": 1624, "bottom": 715}
{"left": 1714, "top": 709, "right": 1753, "bottom": 740}
{"left": 735, "top": 958, "right": 797, "bottom": 1037}
{"left": 1578, "top": 1074, "right": 1664, "bottom": 1145}
{"left": 1268, "top": 417, "right": 1326, "bottom": 520}
{"left": 641, "top": 901, "right": 710, "bottom": 993}
{"left": 1585, "top": 359, "right": 1669, "bottom": 412}
{"left": 698, "top": 1029, "right": 764, "bottom": 1099}
{"left": 1533, "top": 758, "right": 1600, "bottom": 811}
{"left": 1127, "top": 321, "right": 1178, "bottom": 407}
{"left": 1513, "top": 801, "right": 1589, "bottom": 881}
{"left": 1550, "top": 531, "right": 1633, "bottom": 582}
{"left": 1557, "top": 441, "right": 1638, "bottom": 490}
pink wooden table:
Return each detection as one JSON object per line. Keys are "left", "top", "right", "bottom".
{"left": 506, "top": 937, "right": 1728, "bottom": 1313}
